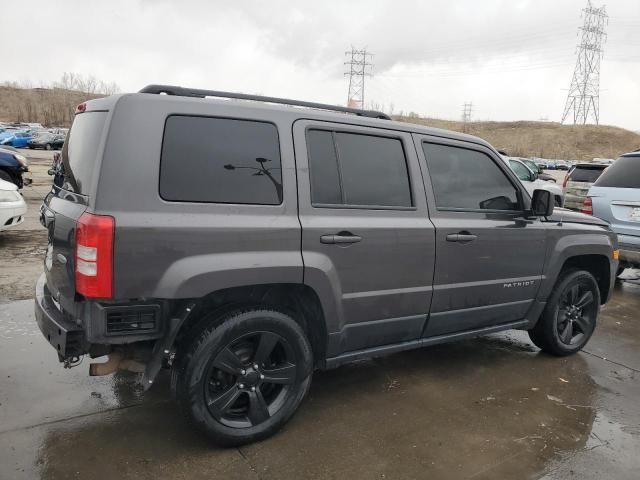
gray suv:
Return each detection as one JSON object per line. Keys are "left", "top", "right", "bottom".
{"left": 35, "top": 85, "right": 618, "bottom": 446}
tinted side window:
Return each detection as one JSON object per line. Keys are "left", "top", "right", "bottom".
{"left": 306, "top": 129, "right": 412, "bottom": 207}
{"left": 335, "top": 132, "right": 412, "bottom": 207}
{"left": 160, "top": 116, "right": 282, "bottom": 204}
{"left": 593, "top": 156, "right": 640, "bottom": 188}
{"left": 307, "top": 130, "right": 342, "bottom": 205}
{"left": 423, "top": 143, "right": 519, "bottom": 211}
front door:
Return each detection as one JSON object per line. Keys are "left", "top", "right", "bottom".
{"left": 294, "top": 120, "right": 435, "bottom": 357}
{"left": 414, "top": 135, "right": 547, "bottom": 337}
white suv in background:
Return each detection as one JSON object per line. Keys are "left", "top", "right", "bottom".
{"left": 504, "top": 157, "right": 564, "bottom": 206}
{"left": 0, "top": 178, "right": 27, "bottom": 231}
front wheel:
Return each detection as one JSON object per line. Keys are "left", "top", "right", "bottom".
{"left": 175, "top": 308, "right": 313, "bottom": 446}
{"left": 529, "top": 269, "right": 600, "bottom": 356}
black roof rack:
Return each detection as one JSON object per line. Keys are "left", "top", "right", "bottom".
{"left": 138, "top": 84, "right": 391, "bottom": 120}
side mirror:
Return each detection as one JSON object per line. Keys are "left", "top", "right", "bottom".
{"left": 532, "top": 189, "right": 554, "bottom": 216}
{"left": 529, "top": 170, "right": 538, "bottom": 182}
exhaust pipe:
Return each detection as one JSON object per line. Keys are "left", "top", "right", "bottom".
{"left": 89, "top": 352, "right": 146, "bottom": 376}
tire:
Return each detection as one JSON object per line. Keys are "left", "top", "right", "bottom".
{"left": 174, "top": 307, "right": 313, "bottom": 446}
{"left": 529, "top": 269, "right": 600, "bottom": 356}
{"left": 45, "top": 144, "right": 52, "bottom": 151}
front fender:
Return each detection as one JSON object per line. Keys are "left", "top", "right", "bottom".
{"left": 538, "top": 230, "right": 616, "bottom": 301}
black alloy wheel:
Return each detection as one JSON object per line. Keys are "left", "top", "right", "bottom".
{"left": 175, "top": 308, "right": 313, "bottom": 446}
{"left": 555, "top": 281, "right": 597, "bottom": 346}
{"left": 204, "top": 331, "right": 297, "bottom": 428}
{"left": 528, "top": 269, "right": 600, "bottom": 356}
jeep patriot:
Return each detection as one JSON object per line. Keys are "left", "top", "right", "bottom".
{"left": 35, "top": 85, "right": 618, "bottom": 445}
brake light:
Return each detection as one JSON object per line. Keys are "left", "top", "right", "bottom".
{"left": 75, "top": 102, "right": 87, "bottom": 113}
{"left": 581, "top": 197, "right": 593, "bottom": 215}
{"left": 75, "top": 212, "right": 115, "bottom": 298}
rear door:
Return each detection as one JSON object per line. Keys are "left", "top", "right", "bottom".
{"left": 414, "top": 135, "right": 547, "bottom": 337}
{"left": 294, "top": 120, "right": 435, "bottom": 357}
{"left": 590, "top": 155, "right": 640, "bottom": 239}
{"left": 41, "top": 110, "right": 109, "bottom": 313}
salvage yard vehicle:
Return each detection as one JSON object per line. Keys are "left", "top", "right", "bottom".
{"left": 35, "top": 85, "right": 618, "bottom": 446}
{"left": 505, "top": 157, "right": 564, "bottom": 206}
{"left": 585, "top": 151, "right": 640, "bottom": 275}
{"left": 0, "top": 147, "right": 29, "bottom": 188}
{"left": 518, "top": 157, "right": 557, "bottom": 183}
{"left": 0, "top": 131, "right": 33, "bottom": 148}
{"left": 563, "top": 162, "right": 609, "bottom": 211}
{"left": 27, "top": 133, "right": 65, "bottom": 150}
{"left": 0, "top": 178, "right": 27, "bottom": 231}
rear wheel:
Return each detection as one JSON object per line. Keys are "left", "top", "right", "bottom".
{"left": 175, "top": 308, "right": 313, "bottom": 446}
{"left": 529, "top": 269, "right": 600, "bottom": 356}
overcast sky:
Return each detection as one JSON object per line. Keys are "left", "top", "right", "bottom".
{"left": 3, "top": 0, "right": 639, "bottom": 130}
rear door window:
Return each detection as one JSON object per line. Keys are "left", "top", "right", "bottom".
{"left": 160, "top": 115, "right": 282, "bottom": 204}
{"left": 569, "top": 166, "right": 606, "bottom": 183}
{"left": 593, "top": 156, "right": 640, "bottom": 188}
{"left": 61, "top": 112, "right": 108, "bottom": 194}
{"left": 306, "top": 129, "right": 412, "bottom": 208}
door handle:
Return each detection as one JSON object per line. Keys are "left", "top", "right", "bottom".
{"left": 320, "top": 233, "right": 362, "bottom": 245}
{"left": 446, "top": 232, "right": 477, "bottom": 243}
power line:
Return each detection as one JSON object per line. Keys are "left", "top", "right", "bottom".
{"left": 462, "top": 102, "right": 473, "bottom": 132}
{"left": 344, "top": 47, "right": 373, "bottom": 109}
{"left": 561, "top": 0, "right": 608, "bottom": 125}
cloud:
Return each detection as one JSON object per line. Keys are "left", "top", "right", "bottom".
{"left": 2, "top": 0, "right": 639, "bottom": 129}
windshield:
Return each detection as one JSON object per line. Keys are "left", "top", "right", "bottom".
{"left": 60, "top": 112, "right": 108, "bottom": 194}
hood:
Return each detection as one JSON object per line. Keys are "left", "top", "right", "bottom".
{"left": 547, "top": 207, "right": 609, "bottom": 227}
{"left": 0, "top": 178, "right": 18, "bottom": 191}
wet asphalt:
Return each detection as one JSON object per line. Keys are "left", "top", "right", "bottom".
{"left": 0, "top": 277, "right": 639, "bottom": 479}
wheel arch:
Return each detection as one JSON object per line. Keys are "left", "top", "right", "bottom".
{"left": 560, "top": 254, "right": 611, "bottom": 304}
{"left": 174, "top": 283, "right": 328, "bottom": 368}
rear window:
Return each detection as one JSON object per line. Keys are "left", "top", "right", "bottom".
{"left": 593, "top": 156, "right": 640, "bottom": 188}
{"left": 61, "top": 112, "right": 108, "bottom": 194}
{"left": 160, "top": 115, "right": 282, "bottom": 205}
{"left": 569, "top": 165, "right": 606, "bottom": 183}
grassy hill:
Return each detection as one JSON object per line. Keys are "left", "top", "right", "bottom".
{"left": 395, "top": 116, "right": 640, "bottom": 161}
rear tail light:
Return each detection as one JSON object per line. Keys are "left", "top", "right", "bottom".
{"left": 75, "top": 212, "right": 115, "bottom": 298}
{"left": 581, "top": 197, "right": 593, "bottom": 215}
{"left": 562, "top": 174, "right": 569, "bottom": 188}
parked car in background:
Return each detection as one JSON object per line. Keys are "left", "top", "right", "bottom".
{"left": 0, "top": 147, "right": 29, "bottom": 188}
{"left": 563, "top": 162, "right": 609, "bottom": 211}
{"left": 586, "top": 151, "right": 640, "bottom": 275}
{"left": 28, "top": 133, "right": 65, "bottom": 150}
{"left": 0, "top": 178, "right": 27, "bottom": 231}
{"left": 555, "top": 160, "right": 570, "bottom": 170}
{"left": 506, "top": 157, "right": 564, "bottom": 206}
{"left": 518, "top": 157, "right": 557, "bottom": 182}
{"left": 0, "top": 128, "right": 21, "bottom": 143}
{"left": 0, "top": 131, "right": 33, "bottom": 148}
